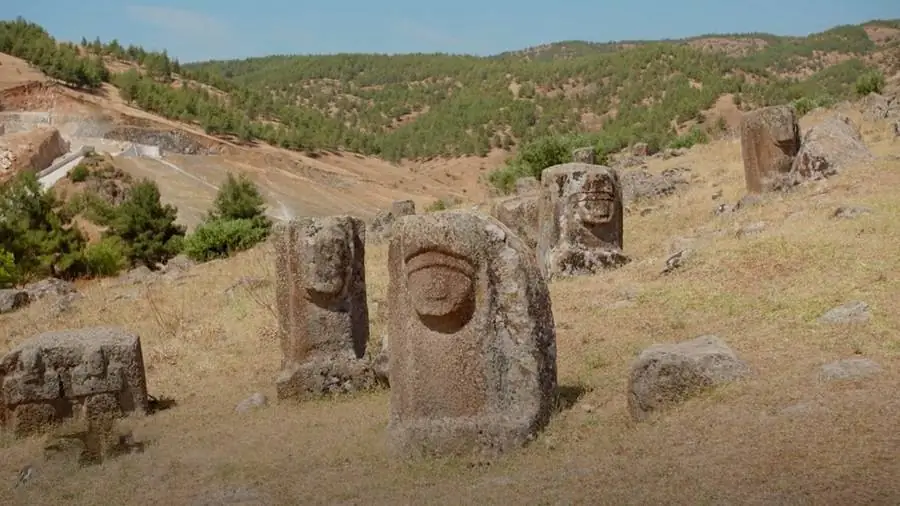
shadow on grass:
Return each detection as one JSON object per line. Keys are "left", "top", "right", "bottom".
{"left": 556, "top": 384, "right": 588, "bottom": 413}
{"left": 148, "top": 394, "right": 178, "bottom": 414}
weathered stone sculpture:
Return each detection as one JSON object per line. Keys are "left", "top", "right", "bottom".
{"left": 369, "top": 199, "right": 416, "bottom": 243}
{"left": 537, "top": 163, "right": 629, "bottom": 279}
{"left": 273, "top": 216, "right": 374, "bottom": 400}
{"left": 386, "top": 211, "right": 558, "bottom": 457}
{"left": 740, "top": 105, "right": 801, "bottom": 193}
{"left": 0, "top": 327, "right": 149, "bottom": 436}
{"left": 490, "top": 193, "right": 539, "bottom": 250}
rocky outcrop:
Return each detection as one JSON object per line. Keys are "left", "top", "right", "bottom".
{"left": 0, "top": 127, "right": 70, "bottom": 182}
{"left": 102, "top": 126, "right": 216, "bottom": 155}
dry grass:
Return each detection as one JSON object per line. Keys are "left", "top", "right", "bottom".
{"left": 2, "top": 110, "right": 900, "bottom": 505}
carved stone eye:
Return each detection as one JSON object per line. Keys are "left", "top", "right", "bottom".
{"left": 404, "top": 250, "right": 476, "bottom": 333}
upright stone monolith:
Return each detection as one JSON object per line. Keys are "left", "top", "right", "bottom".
{"left": 386, "top": 211, "right": 557, "bottom": 457}
{"left": 537, "top": 163, "right": 629, "bottom": 279}
{"left": 273, "top": 216, "right": 375, "bottom": 400}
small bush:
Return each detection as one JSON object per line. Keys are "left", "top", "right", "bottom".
{"left": 791, "top": 95, "right": 835, "bottom": 117}
{"left": 82, "top": 237, "right": 128, "bottom": 276}
{"left": 855, "top": 71, "right": 884, "bottom": 96}
{"left": 182, "top": 218, "right": 269, "bottom": 262}
{"left": 669, "top": 126, "right": 708, "bottom": 150}
{"left": 0, "top": 248, "right": 17, "bottom": 288}
{"left": 68, "top": 163, "right": 90, "bottom": 182}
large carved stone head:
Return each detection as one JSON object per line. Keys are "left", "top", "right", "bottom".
{"left": 303, "top": 224, "right": 352, "bottom": 301}
{"left": 539, "top": 163, "right": 623, "bottom": 251}
{"left": 568, "top": 170, "right": 618, "bottom": 228}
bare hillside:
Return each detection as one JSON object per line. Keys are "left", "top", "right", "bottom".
{"left": 2, "top": 101, "right": 899, "bottom": 504}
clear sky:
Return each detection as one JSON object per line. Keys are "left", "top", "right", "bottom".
{"left": 4, "top": 1, "right": 900, "bottom": 63}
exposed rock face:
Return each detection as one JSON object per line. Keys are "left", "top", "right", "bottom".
{"left": 386, "top": 211, "right": 557, "bottom": 457}
{"left": 0, "top": 126, "right": 69, "bottom": 183}
{"left": 628, "top": 335, "right": 749, "bottom": 421}
{"left": 102, "top": 126, "right": 214, "bottom": 155}
{"left": 572, "top": 147, "right": 596, "bottom": 164}
{"left": 514, "top": 176, "right": 540, "bottom": 195}
{"left": 490, "top": 193, "right": 539, "bottom": 250}
{"left": 537, "top": 163, "right": 629, "bottom": 279}
{"left": 0, "top": 327, "right": 149, "bottom": 436}
{"left": 0, "top": 290, "right": 30, "bottom": 314}
{"left": 861, "top": 92, "right": 899, "bottom": 121}
{"left": 740, "top": 105, "right": 801, "bottom": 193}
{"left": 631, "top": 142, "right": 649, "bottom": 157}
{"left": 369, "top": 200, "right": 416, "bottom": 243}
{"left": 787, "top": 114, "right": 874, "bottom": 186}
{"left": 272, "top": 216, "right": 375, "bottom": 401}
{"left": 620, "top": 167, "right": 691, "bottom": 204}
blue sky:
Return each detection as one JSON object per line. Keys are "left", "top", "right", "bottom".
{"left": 4, "top": 1, "right": 900, "bottom": 63}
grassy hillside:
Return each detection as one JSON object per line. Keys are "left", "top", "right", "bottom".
{"left": 182, "top": 20, "right": 899, "bottom": 160}
{"left": 2, "top": 17, "right": 899, "bottom": 171}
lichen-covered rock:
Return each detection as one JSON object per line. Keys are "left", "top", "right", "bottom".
{"left": 619, "top": 167, "right": 691, "bottom": 204}
{"left": 787, "top": 114, "right": 873, "bottom": 186}
{"left": 513, "top": 176, "right": 540, "bottom": 195}
{"left": 23, "top": 278, "right": 77, "bottom": 302}
{"left": 387, "top": 211, "right": 557, "bottom": 457}
{"left": 272, "top": 216, "right": 375, "bottom": 400}
{"left": 537, "top": 163, "right": 629, "bottom": 279}
{"left": 740, "top": 105, "right": 800, "bottom": 193}
{"left": 490, "top": 193, "right": 539, "bottom": 250}
{"left": 628, "top": 335, "right": 749, "bottom": 421}
{"left": 369, "top": 200, "right": 416, "bottom": 243}
{"left": 861, "top": 92, "right": 899, "bottom": 121}
{"left": 0, "top": 327, "right": 149, "bottom": 436}
{"left": 0, "top": 289, "right": 30, "bottom": 314}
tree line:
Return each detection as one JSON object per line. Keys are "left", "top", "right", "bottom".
{"left": 0, "top": 152, "right": 273, "bottom": 288}
{"left": 1, "top": 17, "right": 896, "bottom": 176}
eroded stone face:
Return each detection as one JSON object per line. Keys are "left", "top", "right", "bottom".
{"left": 740, "top": 105, "right": 801, "bottom": 193}
{"left": 303, "top": 225, "right": 352, "bottom": 301}
{"left": 273, "top": 216, "right": 374, "bottom": 400}
{"left": 0, "top": 327, "right": 148, "bottom": 437}
{"left": 538, "top": 163, "right": 629, "bottom": 279}
{"left": 387, "top": 211, "right": 558, "bottom": 457}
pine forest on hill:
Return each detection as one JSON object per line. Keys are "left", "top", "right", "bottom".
{"left": 1, "top": 16, "right": 899, "bottom": 188}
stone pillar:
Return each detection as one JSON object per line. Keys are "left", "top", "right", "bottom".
{"left": 537, "top": 163, "right": 629, "bottom": 279}
{"left": 273, "top": 216, "right": 374, "bottom": 400}
{"left": 386, "top": 211, "right": 557, "bottom": 457}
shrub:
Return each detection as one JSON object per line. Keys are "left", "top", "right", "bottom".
{"left": 0, "top": 172, "right": 87, "bottom": 281}
{"left": 182, "top": 172, "right": 272, "bottom": 263}
{"left": 0, "top": 248, "right": 17, "bottom": 288}
{"left": 182, "top": 218, "right": 269, "bottom": 262}
{"left": 855, "top": 71, "right": 884, "bottom": 96}
{"left": 208, "top": 172, "right": 271, "bottom": 228}
{"left": 69, "top": 163, "right": 90, "bottom": 182}
{"left": 82, "top": 236, "right": 128, "bottom": 276}
{"left": 104, "top": 179, "right": 185, "bottom": 268}
{"left": 669, "top": 126, "right": 708, "bottom": 150}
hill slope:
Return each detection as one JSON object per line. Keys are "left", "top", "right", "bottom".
{"left": 4, "top": 17, "right": 900, "bottom": 169}
{"left": 180, "top": 19, "right": 900, "bottom": 160}
{"left": 2, "top": 103, "right": 899, "bottom": 504}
